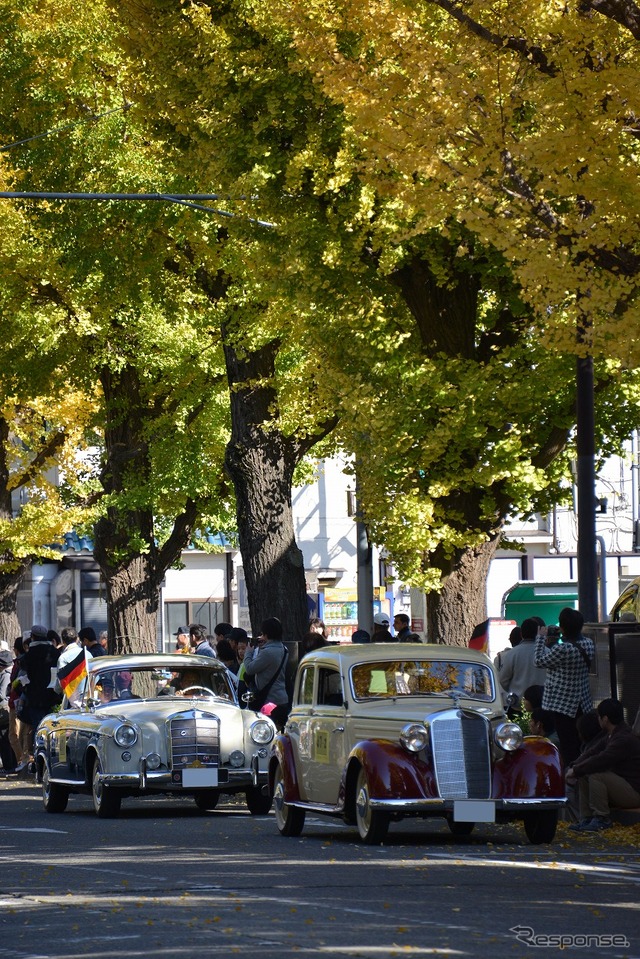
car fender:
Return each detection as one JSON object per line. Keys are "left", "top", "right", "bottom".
{"left": 340, "top": 739, "right": 437, "bottom": 809}
{"left": 493, "top": 736, "right": 565, "bottom": 798}
{"left": 269, "top": 734, "right": 302, "bottom": 802}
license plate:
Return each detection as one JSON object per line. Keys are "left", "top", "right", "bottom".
{"left": 182, "top": 767, "right": 219, "bottom": 787}
{"left": 453, "top": 800, "right": 495, "bottom": 822}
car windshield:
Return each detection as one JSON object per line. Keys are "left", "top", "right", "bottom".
{"left": 89, "top": 665, "right": 235, "bottom": 704}
{"left": 350, "top": 659, "right": 495, "bottom": 702}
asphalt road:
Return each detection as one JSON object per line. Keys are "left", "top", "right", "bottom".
{"left": 1, "top": 777, "right": 639, "bottom": 959}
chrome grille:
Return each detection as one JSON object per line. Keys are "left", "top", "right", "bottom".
{"left": 169, "top": 712, "right": 220, "bottom": 769}
{"left": 430, "top": 710, "right": 492, "bottom": 799}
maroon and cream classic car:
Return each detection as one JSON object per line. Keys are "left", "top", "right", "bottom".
{"left": 269, "top": 644, "right": 566, "bottom": 844}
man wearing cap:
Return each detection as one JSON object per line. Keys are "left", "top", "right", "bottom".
{"left": 214, "top": 622, "right": 233, "bottom": 642}
{"left": 372, "top": 612, "right": 395, "bottom": 642}
{"left": 174, "top": 627, "right": 190, "bottom": 654}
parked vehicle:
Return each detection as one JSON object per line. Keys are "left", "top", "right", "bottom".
{"left": 270, "top": 644, "right": 566, "bottom": 844}
{"left": 35, "top": 654, "right": 275, "bottom": 818}
{"left": 610, "top": 577, "right": 640, "bottom": 622}
{"left": 502, "top": 581, "right": 579, "bottom": 626}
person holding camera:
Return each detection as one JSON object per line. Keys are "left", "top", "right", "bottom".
{"left": 534, "top": 607, "right": 594, "bottom": 766}
{"left": 242, "top": 617, "right": 290, "bottom": 729}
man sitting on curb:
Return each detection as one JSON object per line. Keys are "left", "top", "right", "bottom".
{"left": 566, "top": 698, "right": 640, "bottom": 832}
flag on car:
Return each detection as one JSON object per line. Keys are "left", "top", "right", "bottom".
{"left": 468, "top": 619, "right": 489, "bottom": 654}
{"left": 57, "top": 647, "right": 88, "bottom": 699}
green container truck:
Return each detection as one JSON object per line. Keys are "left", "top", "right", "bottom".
{"left": 502, "top": 581, "right": 579, "bottom": 627}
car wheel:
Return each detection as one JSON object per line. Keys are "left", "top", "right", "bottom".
{"left": 355, "top": 766, "right": 389, "bottom": 845}
{"left": 273, "top": 763, "right": 305, "bottom": 837}
{"left": 91, "top": 758, "right": 122, "bottom": 819}
{"left": 194, "top": 790, "right": 219, "bottom": 812}
{"left": 42, "top": 765, "right": 69, "bottom": 814}
{"left": 523, "top": 809, "right": 558, "bottom": 844}
{"left": 448, "top": 820, "right": 475, "bottom": 837}
{"left": 245, "top": 786, "right": 273, "bottom": 816}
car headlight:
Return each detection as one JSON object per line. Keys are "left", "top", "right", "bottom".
{"left": 229, "top": 750, "right": 245, "bottom": 767}
{"left": 494, "top": 721, "right": 523, "bottom": 752}
{"left": 114, "top": 723, "right": 138, "bottom": 748}
{"left": 250, "top": 720, "right": 275, "bottom": 745}
{"left": 145, "top": 753, "right": 161, "bottom": 770}
{"left": 400, "top": 722, "right": 429, "bottom": 753}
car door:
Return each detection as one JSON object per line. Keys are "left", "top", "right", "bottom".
{"left": 45, "top": 715, "right": 75, "bottom": 781}
{"left": 288, "top": 663, "right": 315, "bottom": 801}
{"left": 306, "top": 666, "right": 348, "bottom": 805}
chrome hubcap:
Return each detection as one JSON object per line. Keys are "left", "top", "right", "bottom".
{"left": 356, "top": 780, "right": 371, "bottom": 828}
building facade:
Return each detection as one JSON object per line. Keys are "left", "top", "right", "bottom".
{"left": 18, "top": 435, "right": 640, "bottom": 646}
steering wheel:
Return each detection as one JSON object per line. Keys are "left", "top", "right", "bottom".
{"left": 180, "top": 685, "right": 212, "bottom": 697}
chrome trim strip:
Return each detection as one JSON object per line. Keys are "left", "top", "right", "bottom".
{"left": 368, "top": 797, "right": 567, "bottom": 811}
{"left": 94, "top": 769, "right": 268, "bottom": 788}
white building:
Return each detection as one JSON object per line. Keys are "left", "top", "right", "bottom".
{"left": 22, "top": 437, "right": 640, "bottom": 646}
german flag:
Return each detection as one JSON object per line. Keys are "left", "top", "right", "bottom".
{"left": 469, "top": 619, "right": 489, "bottom": 654}
{"left": 57, "top": 648, "right": 88, "bottom": 700}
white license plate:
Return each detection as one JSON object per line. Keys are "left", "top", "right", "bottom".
{"left": 182, "top": 767, "right": 218, "bottom": 787}
{"left": 453, "top": 800, "right": 495, "bottom": 822}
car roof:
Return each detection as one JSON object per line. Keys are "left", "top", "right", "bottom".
{"left": 301, "top": 643, "right": 493, "bottom": 667}
{"left": 87, "top": 653, "right": 227, "bottom": 675}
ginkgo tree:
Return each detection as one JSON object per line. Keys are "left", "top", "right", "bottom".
{"left": 273, "top": 0, "right": 640, "bottom": 358}
{"left": 0, "top": 0, "right": 242, "bottom": 650}
{"left": 109, "top": 0, "right": 640, "bottom": 641}
{"left": 1, "top": 0, "right": 345, "bottom": 648}
{"left": 264, "top": 0, "right": 640, "bottom": 637}
{"left": 0, "top": 188, "right": 94, "bottom": 639}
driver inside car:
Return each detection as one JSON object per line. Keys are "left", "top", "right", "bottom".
{"left": 174, "top": 670, "right": 211, "bottom": 697}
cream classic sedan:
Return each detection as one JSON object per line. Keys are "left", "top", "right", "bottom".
{"left": 35, "top": 654, "right": 275, "bottom": 818}
{"left": 270, "top": 644, "right": 566, "bottom": 844}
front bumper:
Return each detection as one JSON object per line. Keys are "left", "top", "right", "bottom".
{"left": 99, "top": 754, "right": 268, "bottom": 791}
{"left": 368, "top": 797, "right": 566, "bottom": 821}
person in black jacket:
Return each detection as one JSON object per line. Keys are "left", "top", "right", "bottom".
{"left": 393, "top": 613, "right": 420, "bottom": 643}
{"left": 0, "top": 650, "right": 16, "bottom": 773}
{"left": 567, "top": 698, "right": 640, "bottom": 832}
{"left": 18, "top": 625, "right": 61, "bottom": 773}
{"left": 79, "top": 626, "right": 106, "bottom": 657}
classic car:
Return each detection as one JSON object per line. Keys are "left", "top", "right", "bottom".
{"left": 269, "top": 644, "right": 566, "bottom": 844}
{"left": 35, "top": 653, "right": 275, "bottom": 818}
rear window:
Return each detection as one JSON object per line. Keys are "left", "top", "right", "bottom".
{"left": 350, "top": 659, "right": 495, "bottom": 702}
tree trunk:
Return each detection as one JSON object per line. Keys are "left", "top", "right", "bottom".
{"left": 0, "top": 562, "right": 29, "bottom": 643}
{"left": 426, "top": 534, "right": 502, "bottom": 646}
{"left": 391, "top": 250, "right": 513, "bottom": 645}
{"left": 0, "top": 418, "right": 30, "bottom": 641}
{"left": 98, "top": 550, "right": 163, "bottom": 654}
{"left": 92, "top": 363, "right": 198, "bottom": 653}
{"left": 223, "top": 335, "right": 334, "bottom": 649}
{"left": 227, "top": 432, "right": 309, "bottom": 641}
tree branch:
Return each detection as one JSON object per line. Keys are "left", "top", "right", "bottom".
{"left": 580, "top": 0, "right": 640, "bottom": 39}
{"left": 12, "top": 427, "right": 67, "bottom": 490}
{"left": 430, "top": 0, "right": 559, "bottom": 76}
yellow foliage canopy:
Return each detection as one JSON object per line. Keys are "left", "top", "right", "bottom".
{"left": 274, "top": 0, "right": 640, "bottom": 359}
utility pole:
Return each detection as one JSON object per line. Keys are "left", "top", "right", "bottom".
{"left": 355, "top": 466, "right": 374, "bottom": 635}
{"left": 576, "top": 355, "right": 599, "bottom": 622}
